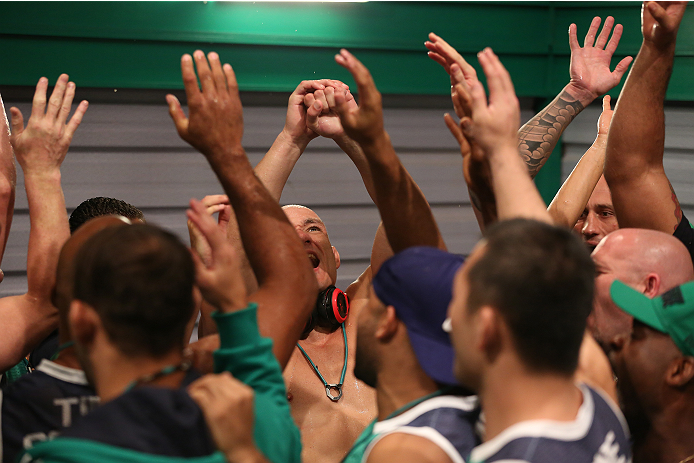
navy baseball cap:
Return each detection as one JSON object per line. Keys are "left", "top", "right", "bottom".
{"left": 372, "top": 246, "right": 464, "bottom": 386}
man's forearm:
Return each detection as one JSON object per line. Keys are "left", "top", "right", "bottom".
{"left": 24, "top": 170, "right": 69, "bottom": 300}
{"left": 208, "top": 151, "right": 302, "bottom": 283}
{"left": 518, "top": 84, "right": 592, "bottom": 178}
{"left": 254, "top": 131, "right": 308, "bottom": 202}
{"left": 548, "top": 135, "right": 607, "bottom": 228}
{"left": 334, "top": 135, "right": 377, "bottom": 204}
{"left": 488, "top": 147, "right": 552, "bottom": 224}
{"left": 206, "top": 149, "right": 316, "bottom": 368}
{"left": 360, "top": 133, "right": 444, "bottom": 254}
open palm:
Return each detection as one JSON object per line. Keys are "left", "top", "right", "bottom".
{"left": 569, "top": 17, "right": 633, "bottom": 98}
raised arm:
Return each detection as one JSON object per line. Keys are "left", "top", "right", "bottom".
{"left": 448, "top": 49, "right": 551, "bottom": 224}
{"left": 518, "top": 16, "right": 631, "bottom": 178}
{"left": 254, "top": 79, "right": 341, "bottom": 201}
{"left": 604, "top": 1, "right": 687, "bottom": 233}
{"left": 429, "top": 18, "right": 630, "bottom": 180}
{"left": 0, "top": 95, "right": 16, "bottom": 276}
{"left": 548, "top": 95, "right": 614, "bottom": 227}
{"left": 167, "top": 51, "right": 317, "bottom": 369}
{"left": 0, "top": 75, "right": 87, "bottom": 371}
{"left": 197, "top": 80, "right": 365, "bottom": 338}
{"left": 185, "top": 207, "right": 299, "bottom": 463}
{"left": 427, "top": 33, "right": 497, "bottom": 229}
{"left": 304, "top": 84, "right": 378, "bottom": 203}
{"left": 333, "top": 49, "right": 445, "bottom": 273}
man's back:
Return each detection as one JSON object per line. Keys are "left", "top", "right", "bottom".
{"left": 0, "top": 360, "right": 99, "bottom": 462}
{"left": 469, "top": 385, "right": 630, "bottom": 463}
{"left": 1, "top": 359, "right": 98, "bottom": 463}
{"left": 59, "top": 369, "right": 216, "bottom": 457}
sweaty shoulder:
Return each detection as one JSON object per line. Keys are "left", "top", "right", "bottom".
{"left": 347, "top": 265, "right": 373, "bottom": 306}
{"left": 469, "top": 385, "right": 630, "bottom": 463}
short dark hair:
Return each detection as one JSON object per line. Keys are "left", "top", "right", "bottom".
{"left": 72, "top": 224, "right": 194, "bottom": 358}
{"left": 70, "top": 197, "right": 144, "bottom": 234}
{"left": 466, "top": 219, "right": 594, "bottom": 375}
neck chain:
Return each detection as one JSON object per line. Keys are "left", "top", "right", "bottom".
{"left": 680, "top": 455, "right": 694, "bottom": 463}
{"left": 51, "top": 341, "right": 75, "bottom": 361}
{"left": 124, "top": 359, "right": 192, "bottom": 393}
{"left": 297, "top": 322, "right": 348, "bottom": 402}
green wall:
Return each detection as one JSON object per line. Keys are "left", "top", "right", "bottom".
{"left": 3, "top": 1, "right": 686, "bottom": 97}
{"left": 1, "top": 1, "right": 692, "bottom": 203}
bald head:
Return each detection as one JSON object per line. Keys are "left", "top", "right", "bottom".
{"left": 596, "top": 228, "right": 694, "bottom": 291}
{"left": 55, "top": 215, "right": 131, "bottom": 343}
{"left": 590, "top": 228, "right": 694, "bottom": 346}
{"left": 281, "top": 204, "right": 340, "bottom": 290}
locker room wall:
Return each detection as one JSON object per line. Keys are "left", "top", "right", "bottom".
{"left": 0, "top": 91, "right": 536, "bottom": 295}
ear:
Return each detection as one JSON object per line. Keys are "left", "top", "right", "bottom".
{"left": 665, "top": 355, "right": 694, "bottom": 388}
{"left": 642, "top": 273, "right": 660, "bottom": 298}
{"left": 69, "top": 300, "right": 99, "bottom": 348}
{"left": 477, "top": 306, "right": 502, "bottom": 362}
{"left": 375, "top": 305, "right": 399, "bottom": 342}
{"left": 332, "top": 246, "right": 341, "bottom": 270}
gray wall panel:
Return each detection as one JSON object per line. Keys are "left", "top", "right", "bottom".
{"left": 0, "top": 100, "right": 533, "bottom": 297}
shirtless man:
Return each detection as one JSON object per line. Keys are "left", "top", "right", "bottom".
{"left": 191, "top": 52, "right": 445, "bottom": 460}
{"left": 280, "top": 58, "right": 449, "bottom": 461}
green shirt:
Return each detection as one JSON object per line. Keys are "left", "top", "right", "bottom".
{"left": 343, "top": 420, "right": 377, "bottom": 463}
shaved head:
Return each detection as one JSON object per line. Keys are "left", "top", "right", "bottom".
{"left": 598, "top": 228, "right": 693, "bottom": 288}
{"left": 590, "top": 228, "right": 694, "bottom": 346}
{"left": 282, "top": 204, "right": 340, "bottom": 290}
{"left": 54, "top": 215, "right": 131, "bottom": 343}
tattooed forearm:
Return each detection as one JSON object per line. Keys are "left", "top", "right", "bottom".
{"left": 669, "top": 181, "right": 683, "bottom": 231}
{"left": 518, "top": 89, "right": 585, "bottom": 178}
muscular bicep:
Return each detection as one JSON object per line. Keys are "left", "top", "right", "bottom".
{"left": 608, "top": 169, "right": 681, "bottom": 234}
{"left": 366, "top": 432, "right": 456, "bottom": 463}
{"left": 370, "top": 223, "right": 393, "bottom": 276}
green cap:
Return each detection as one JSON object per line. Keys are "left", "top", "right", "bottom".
{"left": 610, "top": 280, "right": 694, "bottom": 357}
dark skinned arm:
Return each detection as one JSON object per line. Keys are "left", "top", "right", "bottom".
{"left": 333, "top": 49, "right": 445, "bottom": 275}
{"left": 604, "top": 1, "right": 687, "bottom": 233}
{"left": 167, "top": 51, "right": 317, "bottom": 369}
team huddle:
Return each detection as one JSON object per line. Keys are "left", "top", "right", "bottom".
{"left": 1, "top": 2, "right": 693, "bottom": 463}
